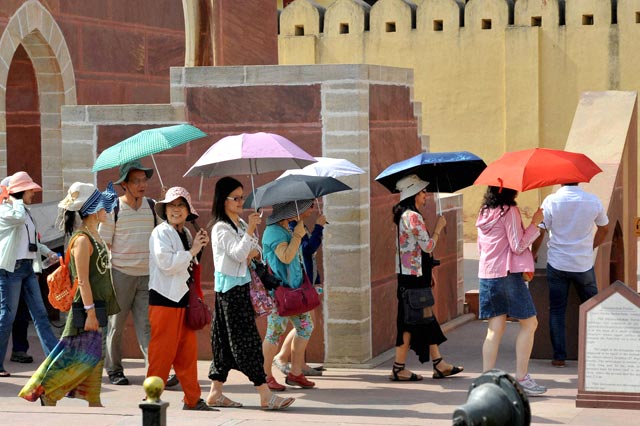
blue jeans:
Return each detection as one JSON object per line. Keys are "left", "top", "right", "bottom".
{"left": 0, "top": 259, "right": 58, "bottom": 371}
{"left": 547, "top": 263, "right": 598, "bottom": 361}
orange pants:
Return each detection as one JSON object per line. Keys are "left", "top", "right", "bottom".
{"left": 147, "top": 306, "right": 200, "bottom": 407}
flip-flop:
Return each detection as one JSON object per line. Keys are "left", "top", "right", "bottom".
{"left": 0, "top": 370, "right": 10, "bottom": 377}
{"left": 207, "top": 395, "right": 243, "bottom": 408}
{"left": 261, "top": 394, "right": 295, "bottom": 411}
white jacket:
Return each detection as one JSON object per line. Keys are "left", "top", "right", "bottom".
{"left": 211, "top": 219, "right": 259, "bottom": 277}
{"left": 149, "top": 221, "right": 194, "bottom": 303}
{"left": 0, "top": 199, "right": 52, "bottom": 273}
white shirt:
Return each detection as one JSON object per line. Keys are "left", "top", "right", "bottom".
{"left": 149, "top": 221, "right": 194, "bottom": 303}
{"left": 540, "top": 186, "right": 608, "bottom": 272}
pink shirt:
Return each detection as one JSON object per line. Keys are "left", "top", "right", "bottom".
{"left": 476, "top": 206, "right": 539, "bottom": 279}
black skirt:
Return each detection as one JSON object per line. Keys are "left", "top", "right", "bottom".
{"left": 396, "top": 273, "right": 447, "bottom": 363}
{"left": 208, "top": 283, "right": 266, "bottom": 386}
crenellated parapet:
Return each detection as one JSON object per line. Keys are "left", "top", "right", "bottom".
{"left": 324, "top": 0, "right": 371, "bottom": 36}
{"left": 369, "top": 0, "right": 417, "bottom": 34}
{"left": 280, "top": 0, "right": 326, "bottom": 36}
{"left": 279, "top": 0, "right": 640, "bottom": 34}
{"left": 514, "top": 0, "right": 563, "bottom": 27}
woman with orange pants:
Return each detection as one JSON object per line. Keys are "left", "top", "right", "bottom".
{"left": 147, "top": 187, "right": 214, "bottom": 411}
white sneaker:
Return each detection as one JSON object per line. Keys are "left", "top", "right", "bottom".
{"left": 518, "top": 374, "right": 547, "bottom": 396}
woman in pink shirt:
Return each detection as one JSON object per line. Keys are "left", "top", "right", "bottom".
{"left": 476, "top": 186, "right": 546, "bottom": 396}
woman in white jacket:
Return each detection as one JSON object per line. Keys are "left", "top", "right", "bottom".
{"left": 206, "top": 177, "right": 294, "bottom": 411}
{"left": 147, "top": 187, "right": 214, "bottom": 411}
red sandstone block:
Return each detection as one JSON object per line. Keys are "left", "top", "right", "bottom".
{"left": 81, "top": 26, "right": 145, "bottom": 74}
{"left": 59, "top": 0, "right": 109, "bottom": 19}
{"left": 147, "top": 34, "right": 184, "bottom": 78}
{"left": 215, "top": 0, "right": 278, "bottom": 65}
{"left": 186, "top": 85, "right": 322, "bottom": 124}
{"left": 111, "top": 0, "right": 184, "bottom": 31}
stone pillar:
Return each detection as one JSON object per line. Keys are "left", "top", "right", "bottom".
{"left": 321, "top": 79, "right": 373, "bottom": 364}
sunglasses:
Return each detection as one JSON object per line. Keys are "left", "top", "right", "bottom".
{"left": 226, "top": 195, "right": 245, "bottom": 202}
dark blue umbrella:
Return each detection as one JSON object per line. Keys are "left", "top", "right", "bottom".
{"left": 375, "top": 151, "right": 486, "bottom": 194}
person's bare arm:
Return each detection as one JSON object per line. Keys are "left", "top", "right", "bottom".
{"left": 593, "top": 224, "right": 609, "bottom": 249}
{"left": 71, "top": 235, "right": 98, "bottom": 331}
{"left": 531, "top": 231, "right": 545, "bottom": 261}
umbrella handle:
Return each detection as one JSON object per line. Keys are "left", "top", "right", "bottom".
{"left": 150, "top": 154, "right": 164, "bottom": 188}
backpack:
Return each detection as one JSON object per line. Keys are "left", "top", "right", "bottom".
{"left": 114, "top": 197, "right": 157, "bottom": 226}
{"left": 47, "top": 233, "right": 82, "bottom": 312}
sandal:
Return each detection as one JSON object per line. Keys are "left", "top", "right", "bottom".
{"left": 261, "top": 394, "right": 295, "bottom": 411}
{"left": 207, "top": 395, "right": 243, "bottom": 408}
{"left": 0, "top": 370, "right": 10, "bottom": 378}
{"left": 389, "top": 362, "right": 423, "bottom": 381}
{"left": 432, "top": 357, "right": 464, "bottom": 379}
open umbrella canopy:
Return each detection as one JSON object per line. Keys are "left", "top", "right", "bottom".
{"left": 473, "top": 148, "right": 602, "bottom": 192}
{"left": 277, "top": 157, "right": 364, "bottom": 179}
{"left": 243, "top": 175, "right": 351, "bottom": 209}
{"left": 92, "top": 124, "right": 207, "bottom": 172}
{"left": 375, "top": 151, "right": 486, "bottom": 193}
{"left": 183, "top": 132, "right": 316, "bottom": 178}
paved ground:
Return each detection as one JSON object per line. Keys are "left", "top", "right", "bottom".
{"left": 1, "top": 242, "right": 637, "bottom": 425}
{"left": 1, "top": 318, "right": 638, "bottom": 426}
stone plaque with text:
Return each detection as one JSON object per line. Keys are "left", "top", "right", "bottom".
{"left": 577, "top": 281, "right": 640, "bottom": 409}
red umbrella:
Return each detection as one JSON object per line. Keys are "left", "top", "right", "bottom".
{"left": 473, "top": 148, "right": 602, "bottom": 192}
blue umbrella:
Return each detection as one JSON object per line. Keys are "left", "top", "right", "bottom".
{"left": 375, "top": 151, "right": 486, "bottom": 212}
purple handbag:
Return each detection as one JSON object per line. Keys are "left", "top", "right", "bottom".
{"left": 250, "top": 269, "right": 275, "bottom": 317}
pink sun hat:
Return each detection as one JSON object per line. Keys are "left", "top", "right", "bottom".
{"left": 8, "top": 171, "right": 42, "bottom": 194}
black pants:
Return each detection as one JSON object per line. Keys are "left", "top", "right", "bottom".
{"left": 208, "top": 283, "right": 266, "bottom": 386}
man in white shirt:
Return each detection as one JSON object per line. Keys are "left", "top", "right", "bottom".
{"left": 99, "top": 160, "right": 156, "bottom": 385}
{"left": 532, "top": 183, "right": 609, "bottom": 367}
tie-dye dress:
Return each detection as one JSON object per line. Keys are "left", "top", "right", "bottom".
{"left": 19, "top": 230, "right": 119, "bottom": 405}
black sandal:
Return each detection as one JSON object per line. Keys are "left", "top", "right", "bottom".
{"left": 432, "top": 357, "right": 464, "bottom": 379}
{"left": 389, "top": 362, "right": 423, "bottom": 381}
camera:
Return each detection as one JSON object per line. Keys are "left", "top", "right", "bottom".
{"left": 28, "top": 243, "right": 38, "bottom": 252}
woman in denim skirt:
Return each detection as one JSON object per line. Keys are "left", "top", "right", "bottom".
{"left": 476, "top": 186, "right": 547, "bottom": 396}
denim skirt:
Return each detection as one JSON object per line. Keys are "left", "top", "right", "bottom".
{"left": 479, "top": 273, "right": 537, "bottom": 320}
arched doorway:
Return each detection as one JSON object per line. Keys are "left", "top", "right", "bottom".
{"left": 6, "top": 44, "right": 42, "bottom": 203}
{"left": 609, "top": 221, "right": 624, "bottom": 286}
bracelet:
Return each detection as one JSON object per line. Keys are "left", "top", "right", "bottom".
{"left": 84, "top": 304, "right": 95, "bottom": 311}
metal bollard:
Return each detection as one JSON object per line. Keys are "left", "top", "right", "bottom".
{"left": 139, "top": 376, "right": 169, "bottom": 426}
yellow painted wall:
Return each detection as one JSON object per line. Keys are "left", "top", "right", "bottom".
{"left": 279, "top": 0, "right": 640, "bottom": 238}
